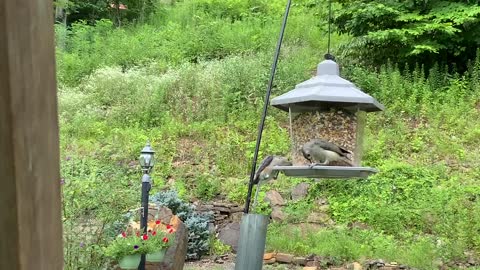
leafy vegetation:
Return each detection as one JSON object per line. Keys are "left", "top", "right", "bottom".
{"left": 58, "top": 0, "right": 480, "bottom": 269}
{"left": 333, "top": 0, "right": 480, "bottom": 70}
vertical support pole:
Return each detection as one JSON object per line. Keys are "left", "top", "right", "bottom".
{"left": 0, "top": 0, "right": 63, "bottom": 269}
{"left": 138, "top": 174, "right": 151, "bottom": 270}
{"left": 235, "top": 214, "right": 270, "bottom": 270}
{"left": 244, "top": 0, "right": 292, "bottom": 214}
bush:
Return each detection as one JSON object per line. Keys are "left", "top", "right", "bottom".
{"left": 150, "top": 189, "right": 213, "bottom": 260}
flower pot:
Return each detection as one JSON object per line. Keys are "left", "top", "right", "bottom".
{"left": 146, "top": 250, "right": 166, "bottom": 262}
{"left": 118, "top": 254, "right": 141, "bottom": 269}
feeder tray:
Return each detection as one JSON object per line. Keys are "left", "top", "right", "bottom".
{"left": 272, "top": 165, "right": 377, "bottom": 179}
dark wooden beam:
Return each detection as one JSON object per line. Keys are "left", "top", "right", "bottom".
{"left": 0, "top": 0, "right": 63, "bottom": 269}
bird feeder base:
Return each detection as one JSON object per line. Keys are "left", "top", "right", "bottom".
{"left": 272, "top": 165, "right": 377, "bottom": 179}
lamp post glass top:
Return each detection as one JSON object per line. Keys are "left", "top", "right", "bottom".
{"left": 139, "top": 141, "right": 155, "bottom": 172}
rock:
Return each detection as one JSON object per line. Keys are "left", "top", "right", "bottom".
{"left": 218, "top": 222, "right": 241, "bottom": 252}
{"left": 213, "top": 206, "right": 231, "bottom": 213}
{"left": 316, "top": 198, "right": 328, "bottom": 205}
{"left": 317, "top": 204, "right": 330, "bottom": 212}
{"left": 271, "top": 207, "right": 286, "bottom": 222}
{"left": 145, "top": 215, "right": 187, "bottom": 270}
{"left": 348, "top": 221, "right": 371, "bottom": 230}
{"left": 294, "top": 257, "right": 307, "bottom": 266}
{"left": 303, "top": 267, "right": 318, "bottom": 270}
{"left": 291, "top": 182, "right": 310, "bottom": 201}
{"left": 264, "top": 190, "right": 286, "bottom": 206}
{"left": 230, "top": 206, "right": 244, "bottom": 213}
{"left": 353, "top": 262, "right": 363, "bottom": 270}
{"left": 307, "top": 212, "right": 331, "bottom": 224}
{"left": 230, "top": 212, "right": 243, "bottom": 222}
{"left": 276, "top": 253, "right": 294, "bottom": 263}
{"left": 263, "top": 253, "right": 276, "bottom": 260}
{"left": 306, "top": 261, "right": 318, "bottom": 267}
{"left": 264, "top": 258, "right": 276, "bottom": 264}
{"left": 196, "top": 204, "right": 214, "bottom": 211}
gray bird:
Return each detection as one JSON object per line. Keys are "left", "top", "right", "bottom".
{"left": 251, "top": 155, "right": 292, "bottom": 211}
{"left": 301, "top": 139, "right": 353, "bottom": 167}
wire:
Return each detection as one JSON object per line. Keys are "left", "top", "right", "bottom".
{"left": 243, "top": 0, "right": 292, "bottom": 214}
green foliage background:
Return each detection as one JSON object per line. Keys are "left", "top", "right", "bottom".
{"left": 57, "top": 0, "right": 480, "bottom": 269}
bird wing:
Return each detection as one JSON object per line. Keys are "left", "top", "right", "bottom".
{"left": 253, "top": 155, "right": 274, "bottom": 184}
{"left": 312, "top": 139, "right": 351, "bottom": 158}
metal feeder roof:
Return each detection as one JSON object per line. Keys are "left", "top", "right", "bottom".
{"left": 272, "top": 165, "right": 378, "bottom": 179}
{"left": 271, "top": 59, "right": 385, "bottom": 113}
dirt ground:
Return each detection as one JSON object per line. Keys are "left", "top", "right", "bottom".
{"left": 183, "top": 259, "right": 304, "bottom": 270}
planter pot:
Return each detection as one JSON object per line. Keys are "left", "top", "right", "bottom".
{"left": 118, "top": 254, "right": 141, "bottom": 269}
{"left": 146, "top": 250, "right": 166, "bottom": 262}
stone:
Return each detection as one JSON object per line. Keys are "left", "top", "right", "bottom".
{"left": 213, "top": 206, "right": 231, "bottom": 213}
{"left": 353, "top": 262, "right": 363, "bottom": 270}
{"left": 307, "top": 212, "right": 331, "bottom": 224}
{"left": 264, "top": 190, "right": 286, "bottom": 206}
{"left": 276, "top": 253, "right": 294, "bottom": 263}
{"left": 145, "top": 215, "right": 187, "bottom": 270}
{"left": 305, "top": 261, "right": 318, "bottom": 267}
{"left": 218, "top": 222, "right": 241, "bottom": 252}
{"left": 316, "top": 198, "right": 328, "bottom": 206}
{"left": 348, "top": 221, "right": 371, "bottom": 230}
{"left": 317, "top": 204, "right": 330, "bottom": 212}
{"left": 264, "top": 258, "right": 276, "bottom": 264}
{"left": 263, "top": 253, "right": 276, "bottom": 260}
{"left": 230, "top": 212, "right": 243, "bottom": 222}
{"left": 294, "top": 257, "right": 307, "bottom": 266}
{"left": 291, "top": 182, "right": 310, "bottom": 201}
{"left": 271, "top": 207, "right": 286, "bottom": 222}
{"left": 230, "top": 206, "right": 244, "bottom": 213}
{"left": 303, "top": 267, "right": 318, "bottom": 270}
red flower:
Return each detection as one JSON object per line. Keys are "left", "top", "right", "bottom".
{"left": 168, "top": 228, "right": 174, "bottom": 234}
{"left": 152, "top": 231, "right": 157, "bottom": 236}
{"left": 121, "top": 232, "right": 127, "bottom": 238}
{"left": 162, "top": 237, "right": 169, "bottom": 243}
{"left": 155, "top": 220, "right": 161, "bottom": 224}
{"left": 148, "top": 229, "right": 152, "bottom": 232}
{"left": 142, "top": 234, "right": 149, "bottom": 240}
{"left": 166, "top": 224, "right": 172, "bottom": 229}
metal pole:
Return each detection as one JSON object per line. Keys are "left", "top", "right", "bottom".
{"left": 244, "top": 0, "right": 292, "bottom": 214}
{"left": 138, "top": 173, "right": 151, "bottom": 270}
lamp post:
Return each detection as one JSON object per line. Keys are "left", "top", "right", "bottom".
{"left": 138, "top": 141, "right": 155, "bottom": 270}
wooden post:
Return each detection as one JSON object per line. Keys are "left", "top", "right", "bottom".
{"left": 0, "top": 0, "right": 63, "bottom": 269}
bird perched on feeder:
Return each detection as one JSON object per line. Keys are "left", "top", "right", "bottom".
{"left": 251, "top": 155, "right": 292, "bottom": 211}
{"left": 301, "top": 138, "right": 353, "bottom": 167}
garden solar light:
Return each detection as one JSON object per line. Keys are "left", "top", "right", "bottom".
{"left": 139, "top": 141, "right": 155, "bottom": 173}
{"left": 138, "top": 141, "right": 155, "bottom": 270}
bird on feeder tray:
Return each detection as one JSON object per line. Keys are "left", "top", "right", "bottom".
{"left": 301, "top": 139, "right": 353, "bottom": 167}
{"left": 251, "top": 155, "right": 292, "bottom": 211}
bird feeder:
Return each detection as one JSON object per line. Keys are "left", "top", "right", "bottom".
{"left": 270, "top": 58, "right": 384, "bottom": 178}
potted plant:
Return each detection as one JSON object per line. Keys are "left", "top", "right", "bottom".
{"left": 145, "top": 220, "right": 176, "bottom": 263}
{"left": 104, "top": 229, "right": 153, "bottom": 269}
